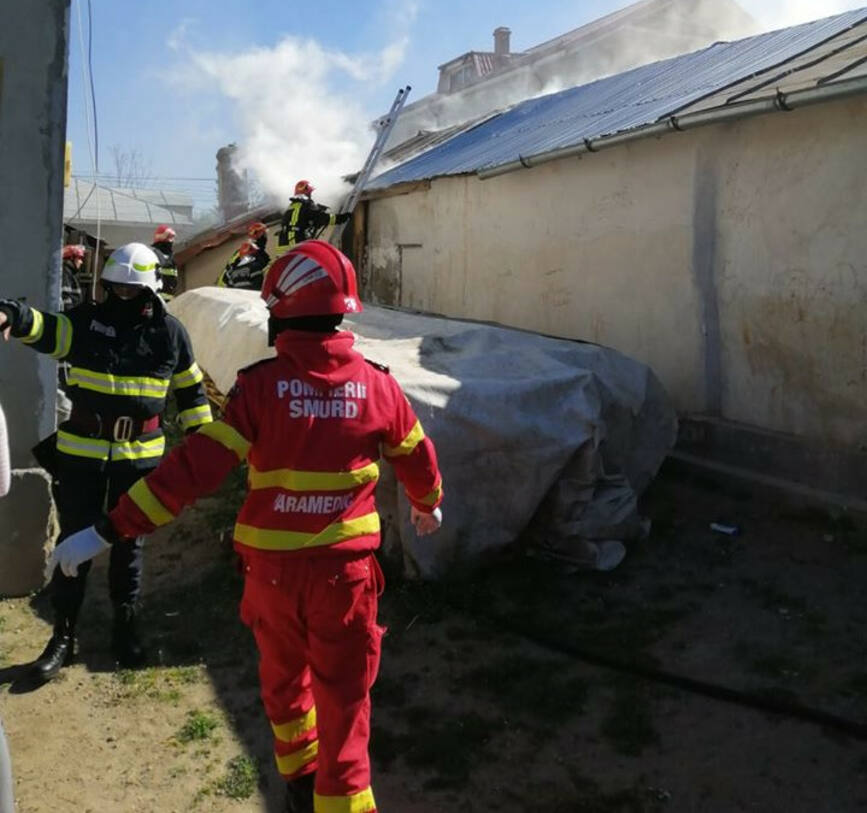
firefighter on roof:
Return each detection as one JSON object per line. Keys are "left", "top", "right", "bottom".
{"left": 151, "top": 225, "right": 179, "bottom": 302}
{"left": 0, "top": 242, "right": 213, "bottom": 680}
{"left": 271, "top": 180, "right": 351, "bottom": 265}
{"left": 217, "top": 223, "right": 271, "bottom": 290}
{"left": 52, "top": 240, "right": 443, "bottom": 813}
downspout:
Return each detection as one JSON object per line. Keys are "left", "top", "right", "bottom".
{"left": 477, "top": 75, "right": 867, "bottom": 180}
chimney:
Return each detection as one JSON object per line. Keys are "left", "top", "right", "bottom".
{"left": 493, "top": 26, "right": 511, "bottom": 56}
{"left": 215, "top": 143, "right": 249, "bottom": 222}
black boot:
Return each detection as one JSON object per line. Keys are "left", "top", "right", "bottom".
{"left": 285, "top": 772, "right": 315, "bottom": 813}
{"left": 30, "top": 619, "right": 76, "bottom": 682}
{"left": 112, "top": 604, "right": 147, "bottom": 668}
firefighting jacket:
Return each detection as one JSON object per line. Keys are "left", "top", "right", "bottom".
{"left": 109, "top": 329, "right": 443, "bottom": 557}
{"left": 0, "top": 298, "right": 212, "bottom": 469}
{"left": 216, "top": 247, "right": 271, "bottom": 291}
{"left": 152, "top": 244, "right": 179, "bottom": 302}
{"left": 61, "top": 260, "right": 85, "bottom": 311}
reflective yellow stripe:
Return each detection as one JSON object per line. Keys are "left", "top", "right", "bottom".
{"left": 271, "top": 707, "right": 317, "bottom": 743}
{"left": 314, "top": 787, "right": 377, "bottom": 813}
{"left": 51, "top": 314, "right": 73, "bottom": 359}
{"left": 248, "top": 462, "right": 379, "bottom": 492}
{"left": 383, "top": 420, "right": 424, "bottom": 457}
{"left": 419, "top": 481, "right": 443, "bottom": 507}
{"left": 288, "top": 202, "right": 301, "bottom": 227}
{"left": 21, "top": 309, "right": 44, "bottom": 344}
{"left": 56, "top": 430, "right": 110, "bottom": 461}
{"left": 234, "top": 512, "right": 380, "bottom": 552}
{"left": 275, "top": 740, "right": 318, "bottom": 777}
{"left": 67, "top": 367, "right": 170, "bottom": 398}
{"left": 197, "top": 420, "right": 251, "bottom": 460}
{"left": 128, "top": 478, "right": 174, "bottom": 526}
{"left": 111, "top": 435, "right": 166, "bottom": 461}
{"left": 178, "top": 404, "right": 212, "bottom": 430}
{"left": 160, "top": 266, "right": 178, "bottom": 277}
{"left": 171, "top": 362, "right": 204, "bottom": 389}
{"left": 133, "top": 261, "right": 157, "bottom": 272}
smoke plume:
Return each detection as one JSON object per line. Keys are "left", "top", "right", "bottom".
{"left": 743, "top": 1, "right": 865, "bottom": 30}
{"left": 171, "top": 27, "right": 413, "bottom": 209}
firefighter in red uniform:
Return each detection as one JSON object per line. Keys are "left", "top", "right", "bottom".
{"left": 52, "top": 240, "right": 444, "bottom": 813}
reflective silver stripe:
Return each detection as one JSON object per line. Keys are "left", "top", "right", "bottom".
{"left": 21, "top": 309, "right": 44, "bottom": 344}
{"left": 111, "top": 436, "right": 166, "bottom": 461}
{"left": 50, "top": 315, "right": 73, "bottom": 359}
{"left": 171, "top": 362, "right": 204, "bottom": 389}
{"left": 67, "top": 367, "right": 170, "bottom": 398}
{"left": 56, "top": 430, "right": 110, "bottom": 460}
{"left": 178, "top": 404, "right": 212, "bottom": 430}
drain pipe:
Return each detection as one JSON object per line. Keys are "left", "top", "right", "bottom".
{"left": 477, "top": 75, "right": 867, "bottom": 180}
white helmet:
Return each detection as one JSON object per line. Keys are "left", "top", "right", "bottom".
{"left": 101, "top": 243, "right": 162, "bottom": 292}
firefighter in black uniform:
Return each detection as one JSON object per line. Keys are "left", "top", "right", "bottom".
{"left": 61, "top": 244, "right": 86, "bottom": 311}
{"left": 151, "top": 225, "right": 179, "bottom": 302}
{"left": 271, "top": 180, "right": 351, "bottom": 267}
{"left": 0, "top": 242, "right": 212, "bottom": 680}
{"left": 216, "top": 222, "right": 271, "bottom": 291}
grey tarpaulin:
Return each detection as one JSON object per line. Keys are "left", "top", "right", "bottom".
{"left": 170, "top": 288, "right": 677, "bottom": 579}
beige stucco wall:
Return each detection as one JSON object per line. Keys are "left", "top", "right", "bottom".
{"left": 366, "top": 97, "right": 867, "bottom": 448}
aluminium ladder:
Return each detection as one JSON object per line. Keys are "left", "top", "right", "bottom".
{"left": 329, "top": 85, "right": 411, "bottom": 246}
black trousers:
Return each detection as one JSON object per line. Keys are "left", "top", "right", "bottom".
{"left": 50, "top": 458, "right": 150, "bottom": 625}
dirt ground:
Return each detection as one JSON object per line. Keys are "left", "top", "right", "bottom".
{"left": 2, "top": 465, "right": 867, "bottom": 812}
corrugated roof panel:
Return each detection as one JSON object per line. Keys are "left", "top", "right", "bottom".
{"left": 367, "top": 9, "right": 867, "bottom": 190}
{"left": 64, "top": 180, "right": 194, "bottom": 226}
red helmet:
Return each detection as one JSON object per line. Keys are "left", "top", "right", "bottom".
{"left": 62, "top": 244, "right": 86, "bottom": 261}
{"left": 238, "top": 240, "right": 256, "bottom": 257}
{"left": 153, "top": 225, "right": 176, "bottom": 243}
{"left": 262, "top": 239, "right": 362, "bottom": 318}
{"left": 294, "top": 179, "right": 314, "bottom": 196}
{"left": 247, "top": 221, "right": 267, "bottom": 239}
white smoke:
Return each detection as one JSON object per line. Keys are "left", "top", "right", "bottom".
{"left": 742, "top": 1, "right": 865, "bottom": 30}
{"left": 170, "top": 23, "right": 414, "bottom": 209}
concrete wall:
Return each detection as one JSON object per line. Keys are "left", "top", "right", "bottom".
{"left": 365, "top": 97, "right": 867, "bottom": 451}
{"left": 0, "top": 0, "right": 69, "bottom": 595}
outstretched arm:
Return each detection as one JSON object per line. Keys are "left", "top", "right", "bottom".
{"left": 0, "top": 300, "right": 73, "bottom": 359}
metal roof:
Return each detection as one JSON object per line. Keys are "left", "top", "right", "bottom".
{"left": 64, "top": 179, "right": 194, "bottom": 227}
{"left": 367, "top": 9, "right": 867, "bottom": 191}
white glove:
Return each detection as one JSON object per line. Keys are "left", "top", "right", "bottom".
{"left": 49, "top": 525, "right": 111, "bottom": 577}
{"left": 411, "top": 506, "right": 442, "bottom": 536}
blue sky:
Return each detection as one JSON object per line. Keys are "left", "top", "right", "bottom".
{"left": 66, "top": 0, "right": 866, "bottom": 213}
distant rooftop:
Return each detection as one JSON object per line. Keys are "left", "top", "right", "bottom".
{"left": 64, "top": 178, "right": 194, "bottom": 228}
{"left": 368, "top": 8, "right": 867, "bottom": 191}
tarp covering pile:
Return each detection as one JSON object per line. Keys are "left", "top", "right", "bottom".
{"left": 170, "top": 288, "right": 677, "bottom": 579}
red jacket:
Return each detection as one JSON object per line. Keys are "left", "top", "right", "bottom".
{"left": 109, "top": 330, "right": 443, "bottom": 557}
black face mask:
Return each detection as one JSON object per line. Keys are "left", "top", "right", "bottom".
{"left": 102, "top": 286, "right": 152, "bottom": 322}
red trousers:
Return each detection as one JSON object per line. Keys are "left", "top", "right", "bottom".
{"left": 239, "top": 549, "right": 384, "bottom": 813}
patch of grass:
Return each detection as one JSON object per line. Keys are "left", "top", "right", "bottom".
{"left": 112, "top": 664, "right": 206, "bottom": 703}
{"left": 214, "top": 755, "right": 259, "bottom": 800}
{"left": 177, "top": 709, "right": 220, "bottom": 743}
{"left": 599, "top": 679, "right": 659, "bottom": 757}
{"left": 462, "top": 654, "right": 589, "bottom": 722}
